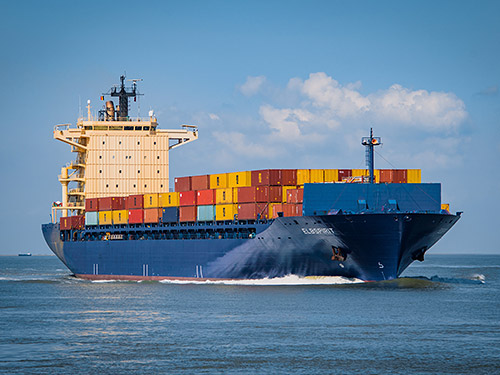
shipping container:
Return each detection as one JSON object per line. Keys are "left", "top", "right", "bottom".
{"left": 216, "top": 187, "right": 237, "bottom": 204}
{"left": 251, "top": 169, "right": 288, "bottom": 186}
{"left": 268, "top": 186, "right": 282, "bottom": 202}
{"left": 112, "top": 209, "right": 129, "bottom": 224}
{"left": 162, "top": 207, "right": 179, "bottom": 223}
{"left": 71, "top": 215, "right": 84, "bottom": 229}
{"left": 144, "top": 193, "right": 159, "bottom": 208}
{"left": 179, "top": 190, "right": 197, "bottom": 206}
{"left": 191, "top": 175, "right": 210, "bottom": 190}
{"left": 159, "top": 192, "right": 179, "bottom": 207}
{"left": 209, "top": 173, "right": 228, "bottom": 189}
{"left": 144, "top": 208, "right": 161, "bottom": 223}
{"left": 287, "top": 188, "right": 304, "bottom": 204}
{"left": 98, "top": 210, "right": 113, "bottom": 225}
{"left": 197, "top": 205, "right": 216, "bottom": 221}
{"left": 98, "top": 197, "right": 113, "bottom": 211}
{"left": 282, "top": 186, "right": 297, "bottom": 203}
{"left": 407, "top": 169, "right": 421, "bottom": 183}
{"left": 179, "top": 206, "right": 196, "bottom": 222}
{"left": 227, "top": 171, "right": 251, "bottom": 188}
{"left": 60, "top": 216, "right": 71, "bottom": 230}
{"left": 380, "top": 169, "right": 407, "bottom": 183}
{"left": 309, "top": 169, "right": 324, "bottom": 183}
{"left": 111, "top": 196, "right": 125, "bottom": 210}
{"left": 197, "top": 189, "right": 216, "bottom": 205}
{"left": 85, "top": 198, "right": 99, "bottom": 212}
{"left": 282, "top": 169, "right": 297, "bottom": 185}
{"left": 324, "top": 169, "right": 339, "bottom": 183}
{"left": 174, "top": 176, "right": 191, "bottom": 192}
{"left": 394, "top": 169, "right": 407, "bottom": 183}
{"left": 297, "top": 169, "right": 310, "bottom": 185}
{"left": 271, "top": 203, "right": 284, "bottom": 218}
{"left": 441, "top": 203, "right": 450, "bottom": 212}
{"left": 216, "top": 204, "right": 237, "bottom": 221}
{"left": 125, "top": 195, "right": 143, "bottom": 209}
{"left": 85, "top": 211, "right": 98, "bottom": 226}
{"left": 338, "top": 169, "right": 352, "bottom": 181}
{"left": 283, "top": 204, "right": 302, "bottom": 217}
{"left": 128, "top": 209, "right": 144, "bottom": 224}
{"left": 237, "top": 203, "right": 269, "bottom": 220}
{"left": 237, "top": 186, "right": 275, "bottom": 203}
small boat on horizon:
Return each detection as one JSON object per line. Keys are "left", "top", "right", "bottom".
{"left": 18, "top": 253, "right": 32, "bottom": 257}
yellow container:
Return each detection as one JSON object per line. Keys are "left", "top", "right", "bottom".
{"left": 282, "top": 186, "right": 297, "bottom": 203}
{"left": 227, "top": 171, "right": 251, "bottom": 188}
{"left": 324, "top": 169, "right": 338, "bottom": 182}
{"left": 98, "top": 210, "right": 113, "bottom": 225}
{"left": 352, "top": 169, "right": 367, "bottom": 177}
{"left": 297, "top": 169, "right": 310, "bottom": 185}
{"left": 216, "top": 188, "right": 237, "bottom": 204}
{"left": 144, "top": 193, "right": 159, "bottom": 208}
{"left": 407, "top": 169, "right": 421, "bottom": 183}
{"left": 210, "top": 173, "right": 228, "bottom": 189}
{"left": 112, "top": 209, "right": 129, "bottom": 224}
{"left": 159, "top": 192, "right": 179, "bottom": 207}
{"left": 216, "top": 204, "right": 237, "bottom": 221}
{"left": 441, "top": 203, "right": 450, "bottom": 211}
{"left": 310, "top": 169, "right": 324, "bottom": 183}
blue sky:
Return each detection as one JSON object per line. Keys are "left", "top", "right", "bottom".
{"left": 0, "top": 0, "right": 498, "bottom": 255}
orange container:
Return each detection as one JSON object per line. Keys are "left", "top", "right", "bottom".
{"left": 144, "top": 208, "right": 161, "bottom": 223}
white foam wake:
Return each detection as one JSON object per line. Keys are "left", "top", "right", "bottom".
{"left": 159, "top": 274, "right": 364, "bottom": 286}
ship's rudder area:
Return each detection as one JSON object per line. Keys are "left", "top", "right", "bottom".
{"left": 204, "top": 216, "right": 360, "bottom": 279}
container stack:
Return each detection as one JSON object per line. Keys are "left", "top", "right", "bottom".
{"left": 61, "top": 168, "right": 422, "bottom": 228}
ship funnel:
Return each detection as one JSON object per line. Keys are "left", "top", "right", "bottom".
{"left": 105, "top": 101, "right": 115, "bottom": 121}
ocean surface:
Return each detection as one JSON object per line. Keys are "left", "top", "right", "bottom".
{"left": 1, "top": 254, "right": 499, "bottom": 374}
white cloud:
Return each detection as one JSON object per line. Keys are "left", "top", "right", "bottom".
{"left": 208, "top": 113, "right": 220, "bottom": 120}
{"left": 212, "top": 131, "right": 280, "bottom": 158}
{"left": 240, "top": 75, "right": 266, "bottom": 96}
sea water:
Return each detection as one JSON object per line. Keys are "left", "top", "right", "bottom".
{"left": 0, "top": 254, "right": 499, "bottom": 374}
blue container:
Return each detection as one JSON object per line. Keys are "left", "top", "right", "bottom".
{"left": 197, "top": 205, "right": 215, "bottom": 221}
{"left": 85, "top": 211, "right": 98, "bottom": 226}
{"left": 162, "top": 207, "right": 179, "bottom": 223}
{"left": 303, "top": 183, "right": 441, "bottom": 215}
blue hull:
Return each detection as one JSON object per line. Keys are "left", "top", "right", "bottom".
{"left": 42, "top": 212, "right": 460, "bottom": 281}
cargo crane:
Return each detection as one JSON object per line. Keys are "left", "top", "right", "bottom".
{"left": 52, "top": 76, "right": 198, "bottom": 222}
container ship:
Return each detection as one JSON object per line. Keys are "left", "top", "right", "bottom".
{"left": 42, "top": 77, "right": 461, "bottom": 281}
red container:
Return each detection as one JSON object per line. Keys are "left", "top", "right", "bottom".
{"left": 179, "top": 206, "right": 196, "bottom": 222}
{"left": 111, "top": 196, "right": 125, "bottom": 210}
{"left": 125, "top": 195, "right": 143, "bottom": 209}
{"left": 60, "top": 216, "right": 71, "bottom": 230}
{"left": 238, "top": 186, "right": 270, "bottom": 203}
{"left": 197, "top": 189, "right": 216, "bottom": 205}
{"left": 179, "top": 190, "right": 197, "bottom": 206}
{"left": 144, "top": 208, "right": 161, "bottom": 223}
{"left": 338, "top": 169, "right": 352, "bottom": 181}
{"left": 70, "top": 215, "right": 85, "bottom": 229}
{"left": 283, "top": 204, "right": 303, "bottom": 217}
{"left": 98, "top": 197, "right": 112, "bottom": 211}
{"left": 238, "top": 203, "right": 269, "bottom": 220}
{"left": 128, "top": 209, "right": 144, "bottom": 224}
{"left": 251, "top": 169, "right": 288, "bottom": 186}
{"left": 174, "top": 176, "right": 191, "bottom": 192}
{"left": 268, "top": 186, "right": 282, "bottom": 202}
{"left": 271, "top": 203, "right": 284, "bottom": 218}
{"left": 191, "top": 175, "right": 210, "bottom": 191}
{"left": 394, "top": 169, "right": 407, "bottom": 183}
{"left": 282, "top": 169, "right": 297, "bottom": 186}
{"left": 286, "top": 189, "right": 304, "bottom": 204}
{"left": 85, "top": 198, "right": 99, "bottom": 212}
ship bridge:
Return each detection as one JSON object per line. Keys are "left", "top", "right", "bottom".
{"left": 52, "top": 76, "right": 198, "bottom": 220}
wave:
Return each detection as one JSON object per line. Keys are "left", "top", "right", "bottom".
{"left": 159, "top": 274, "right": 364, "bottom": 286}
